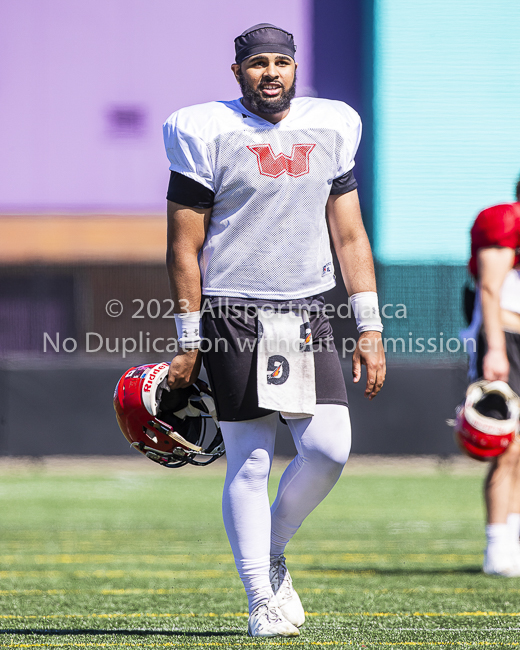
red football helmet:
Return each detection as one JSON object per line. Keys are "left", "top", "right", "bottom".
{"left": 114, "top": 362, "right": 225, "bottom": 468}
{"left": 453, "top": 380, "right": 520, "bottom": 461}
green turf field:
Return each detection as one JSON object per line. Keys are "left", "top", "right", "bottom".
{"left": 1, "top": 458, "right": 519, "bottom": 649}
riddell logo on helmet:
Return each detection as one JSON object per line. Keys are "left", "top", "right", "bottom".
{"left": 247, "top": 143, "right": 315, "bottom": 178}
{"left": 143, "top": 364, "right": 167, "bottom": 392}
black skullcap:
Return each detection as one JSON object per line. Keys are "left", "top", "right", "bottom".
{"left": 234, "top": 23, "right": 296, "bottom": 64}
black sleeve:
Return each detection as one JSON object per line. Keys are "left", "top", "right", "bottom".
{"left": 330, "top": 169, "right": 358, "bottom": 195}
{"left": 166, "top": 171, "right": 215, "bottom": 208}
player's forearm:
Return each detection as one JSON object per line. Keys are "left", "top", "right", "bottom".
{"left": 477, "top": 247, "right": 514, "bottom": 354}
{"left": 335, "top": 232, "right": 377, "bottom": 296}
{"left": 166, "top": 249, "right": 202, "bottom": 314}
{"left": 480, "top": 285, "right": 506, "bottom": 353}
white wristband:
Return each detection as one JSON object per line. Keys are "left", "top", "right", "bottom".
{"left": 175, "top": 311, "right": 202, "bottom": 350}
{"left": 349, "top": 292, "right": 383, "bottom": 333}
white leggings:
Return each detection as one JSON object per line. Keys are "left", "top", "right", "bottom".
{"left": 221, "top": 404, "right": 352, "bottom": 613}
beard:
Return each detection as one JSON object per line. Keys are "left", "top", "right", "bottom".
{"left": 238, "top": 69, "right": 296, "bottom": 114}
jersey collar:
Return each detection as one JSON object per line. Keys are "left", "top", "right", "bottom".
{"left": 233, "top": 98, "right": 294, "bottom": 127}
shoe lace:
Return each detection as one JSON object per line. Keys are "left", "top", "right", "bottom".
{"left": 265, "top": 601, "right": 284, "bottom": 625}
{"left": 270, "top": 555, "right": 292, "bottom": 597}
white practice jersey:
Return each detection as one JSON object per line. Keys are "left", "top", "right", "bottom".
{"left": 501, "top": 268, "right": 520, "bottom": 314}
{"left": 163, "top": 97, "right": 362, "bottom": 300}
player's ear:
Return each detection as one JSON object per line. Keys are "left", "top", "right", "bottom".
{"left": 231, "top": 63, "right": 241, "bottom": 84}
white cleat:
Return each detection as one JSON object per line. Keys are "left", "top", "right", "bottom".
{"left": 483, "top": 545, "right": 520, "bottom": 577}
{"left": 247, "top": 596, "right": 300, "bottom": 637}
{"left": 270, "top": 554, "right": 306, "bottom": 627}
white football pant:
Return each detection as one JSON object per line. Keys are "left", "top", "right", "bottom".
{"left": 221, "top": 404, "right": 351, "bottom": 613}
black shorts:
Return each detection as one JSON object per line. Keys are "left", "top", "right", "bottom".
{"left": 476, "top": 330, "right": 520, "bottom": 395}
{"left": 201, "top": 295, "right": 348, "bottom": 421}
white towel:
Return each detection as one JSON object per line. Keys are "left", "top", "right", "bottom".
{"left": 257, "top": 308, "right": 316, "bottom": 418}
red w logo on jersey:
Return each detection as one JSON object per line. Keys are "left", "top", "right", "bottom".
{"left": 247, "top": 143, "right": 316, "bottom": 178}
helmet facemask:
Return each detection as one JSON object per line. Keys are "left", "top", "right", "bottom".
{"left": 450, "top": 380, "right": 520, "bottom": 461}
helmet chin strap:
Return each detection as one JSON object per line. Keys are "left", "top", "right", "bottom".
{"left": 146, "top": 408, "right": 225, "bottom": 466}
{"left": 166, "top": 429, "right": 204, "bottom": 453}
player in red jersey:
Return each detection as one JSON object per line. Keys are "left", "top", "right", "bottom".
{"left": 467, "top": 179, "right": 520, "bottom": 576}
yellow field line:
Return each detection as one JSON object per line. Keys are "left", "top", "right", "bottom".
{"left": 3, "top": 642, "right": 520, "bottom": 648}
{"left": 0, "top": 571, "right": 234, "bottom": 579}
{"left": 0, "top": 589, "right": 238, "bottom": 596}
{"left": 1, "top": 611, "right": 520, "bottom": 619}
{"left": 2, "top": 587, "right": 520, "bottom": 596}
{"left": 0, "top": 555, "right": 232, "bottom": 565}
{"left": 0, "top": 553, "right": 482, "bottom": 565}
{"left": 0, "top": 569, "right": 376, "bottom": 579}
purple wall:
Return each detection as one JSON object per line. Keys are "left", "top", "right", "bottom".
{"left": 0, "top": 0, "right": 312, "bottom": 212}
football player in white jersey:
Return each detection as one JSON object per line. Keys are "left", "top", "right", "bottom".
{"left": 163, "top": 24, "right": 386, "bottom": 637}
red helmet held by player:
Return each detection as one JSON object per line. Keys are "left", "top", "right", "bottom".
{"left": 114, "top": 362, "right": 224, "bottom": 468}
{"left": 453, "top": 380, "right": 520, "bottom": 461}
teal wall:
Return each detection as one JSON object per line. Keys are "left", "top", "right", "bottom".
{"left": 373, "top": 0, "right": 520, "bottom": 264}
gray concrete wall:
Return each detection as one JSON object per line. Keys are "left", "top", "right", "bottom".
{"left": 0, "top": 358, "right": 467, "bottom": 458}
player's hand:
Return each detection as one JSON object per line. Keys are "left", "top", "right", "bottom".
{"left": 483, "top": 348, "right": 509, "bottom": 382}
{"left": 167, "top": 349, "right": 202, "bottom": 389}
{"left": 352, "top": 331, "right": 386, "bottom": 400}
